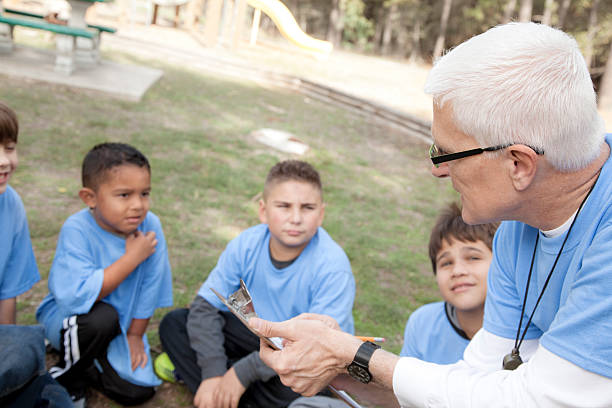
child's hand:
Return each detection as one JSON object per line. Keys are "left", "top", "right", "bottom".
{"left": 194, "top": 376, "right": 223, "bottom": 408}
{"left": 127, "top": 333, "right": 148, "bottom": 371}
{"left": 213, "top": 367, "right": 246, "bottom": 408}
{"left": 125, "top": 230, "right": 157, "bottom": 265}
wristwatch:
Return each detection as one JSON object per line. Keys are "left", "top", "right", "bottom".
{"left": 346, "top": 341, "right": 381, "bottom": 384}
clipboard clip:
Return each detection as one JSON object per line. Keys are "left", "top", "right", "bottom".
{"left": 226, "top": 279, "right": 256, "bottom": 320}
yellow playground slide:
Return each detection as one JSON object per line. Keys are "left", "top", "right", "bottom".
{"left": 246, "top": 0, "right": 333, "bottom": 55}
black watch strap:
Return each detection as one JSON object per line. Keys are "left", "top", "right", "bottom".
{"left": 353, "top": 341, "right": 381, "bottom": 368}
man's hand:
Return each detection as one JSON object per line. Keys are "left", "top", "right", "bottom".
{"left": 127, "top": 333, "right": 147, "bottom": 371}
{"left": 214, "top": 367, "right": 246, "bottom": 408}
{"left": 125, "top": 230, "right": 157, "bottom": 265}
{"left": 293, "top": 313, "right": 341, "bottom": 331}
{"left": 194, "top": 377, "right": 223, "bottom": 408}
{"left": 250, "top": 315, "right": 361, "bottom": 396}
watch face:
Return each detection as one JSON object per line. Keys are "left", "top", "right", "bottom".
{"left": 347, "top": 363, "right": 372, "bottom": 384}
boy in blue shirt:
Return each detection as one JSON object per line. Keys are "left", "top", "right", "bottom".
{"left": 36, "top": 142, "right": 173, "bottom": 405}
{"left": 0, "top": 102, "right": 39, "bottom": 325}
{"left": 400, "top": 202, "right": 498, "bottom": 364}
{"left": 157, "top": 160, "right": 355, "bottom": 408}
{"left": 0, "top": 101, "right": 72, "bottom": 407}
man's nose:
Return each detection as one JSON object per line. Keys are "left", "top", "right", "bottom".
{"left": 431, "top": 163, "right": 449, "bottom": 178}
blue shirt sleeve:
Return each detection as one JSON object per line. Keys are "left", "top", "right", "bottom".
{"left": 0, "top": 188, "right": 39, "bottom": 299}
{"left": 307, "top": 264, "right": 355, "bottom": 334}
{"left": 133, "top": 215, "right": 173, "bottom": 318}
{"left": 198, "top": 236, "right": 244, "bottom": 309}
{"left": 49, "top": 224, "right": 104, "bottom": 316}
{"left": 400, "top": 314, "right": 421, "bottom": 358}
{"left": 541, "top": 219, "right": 612, "bottom": 376}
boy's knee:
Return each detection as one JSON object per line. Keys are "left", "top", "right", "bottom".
{"left": 114, "top": 385, "right": 155, "bottom": 406}
{"left": 159, "top": 308, "right": 188, "bottom": 341}
{"left": 85, "top": 302, "right": 120, "bottom": 336}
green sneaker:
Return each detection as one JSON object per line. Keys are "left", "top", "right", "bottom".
{"left": 154, "top": 352, "right": 178, "bottom": 383}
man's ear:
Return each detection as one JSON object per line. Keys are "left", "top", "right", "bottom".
{"left": 506, "top": 145, "right": 539, "bottom": 191}
{"left": 258, "top": 198, "right": 267, "bottom": 224}
{"left": 78, "top": 187, "right": 97, "bottom": 209}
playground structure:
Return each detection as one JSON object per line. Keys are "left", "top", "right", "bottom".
{"left": 192, "top": 0, "right": 332, "bottom": 56}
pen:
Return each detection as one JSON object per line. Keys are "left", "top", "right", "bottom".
{"left": 356, "top": 336, "right": 386, "bottom": 343}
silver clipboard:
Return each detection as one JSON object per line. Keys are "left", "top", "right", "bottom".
{"left": 211, "top": 280, "right": 363, "bottom": 408}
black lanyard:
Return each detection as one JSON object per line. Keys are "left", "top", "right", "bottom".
{"left": 502, "top": 175, "right": 598, "bottom": 370}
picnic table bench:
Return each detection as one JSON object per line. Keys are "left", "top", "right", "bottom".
{"left": 0, "top": 1, "right": 116, "bottom": 74}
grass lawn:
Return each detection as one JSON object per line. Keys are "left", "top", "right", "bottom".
{"left": 2, "top": 49, "right": 457, "bottom": 406}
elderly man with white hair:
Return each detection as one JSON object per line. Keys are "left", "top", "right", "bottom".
{"left": 249, "top": 22, "right": 612, "bottom": 408}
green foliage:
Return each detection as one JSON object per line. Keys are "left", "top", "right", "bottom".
{"left": 282, "top": 0, "right": 610, "bottom": 69}
{"left": 341, "top": 0, "right": 375, "bottom": 48}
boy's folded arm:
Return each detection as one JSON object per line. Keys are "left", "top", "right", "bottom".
{"left": 97, "top": 253, "right": 142, "bottom": 300}
{"left": 187, "top": 295, "right": 229, "bottom": 380}
{"left": 97, "top": 230, "right": 158, "bottom": 300}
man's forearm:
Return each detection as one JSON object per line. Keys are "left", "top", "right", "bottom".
{"left": 392, "top": 333, "right": 612, "bottom": 408}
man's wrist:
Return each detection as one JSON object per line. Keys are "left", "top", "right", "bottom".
{"left": 333, "top": 330, "right": 364, "bottom": 372}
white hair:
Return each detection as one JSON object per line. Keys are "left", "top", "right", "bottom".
{"left": 424, "top": 22, "right": 605, "bottom": 171}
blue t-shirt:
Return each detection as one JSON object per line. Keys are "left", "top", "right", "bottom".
{"left": 400, "top": 302, "right": 469, "bottom": 364}
{"left": 0, "top": 185, "right": 39, "bottom": 300}
{"left": 198, "top": 224, "right": 355, "bottom": 334}
{"left": 484, "top": 134, "right": 612, "bottom": 379}
{"left": 36, "top": 208, "right": 173, "bottom": 386}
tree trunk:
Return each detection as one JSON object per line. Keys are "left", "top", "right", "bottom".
{"left": 433, "top": 0, "right": 453, "bottom": 60}
{"left": 373, "top": 7, "right": 384, "bottom": 50}
{"left": 599, "top": 41, "right": 612, "bottom": 112}
{"left": 518, "top": 0, "right": 532, "bottom": 22}
{"left": 327, "top": 0, "right": 344, "bottom": 47}
{"left": 381, "top": 3, "right": 398, "bottom": 55}
{"left": 557, "top": 0, "right": 571, "bottom": 28}
{"left": 584, "top": 0, "right": 600, "bottom": 68}
{"left": 542, "top": 0, "right": 554, "bottom": 25}
{"left": 502, "top": 0, "right": 517, "bottom": 23}
{"left": 409, "top": 17, "right": 421, "bottom": 62}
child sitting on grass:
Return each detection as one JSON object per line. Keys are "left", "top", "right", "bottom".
{"left": 36, "top": 142, "right": 173, "bottom": 406}
{"left": 157, "top": 159, "right": 355, "bottom": 408}
{"left": 0, "top": 101, "right": 39, "bottom": 326}
{"left": 401, "top": 201, "right": 498, "bottom": 363}
{"left": 0, "top": 101, "right": 72, "bottom": 407}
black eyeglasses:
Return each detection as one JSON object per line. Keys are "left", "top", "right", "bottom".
{"left": 429, "top": 143, "right": 544, "bottom": 167}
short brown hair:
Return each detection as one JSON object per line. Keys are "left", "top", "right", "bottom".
{"left": 428, "top": 202, "right": 499, "bottom": 274}
{"left": 0, "top": 102, "right": 19, "bottom": 144}
{"left": 82, "top": 143, "right": 150, "bottom": 191}
{"left": 263, "top": 160, "right": 322, "bottom": 199}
